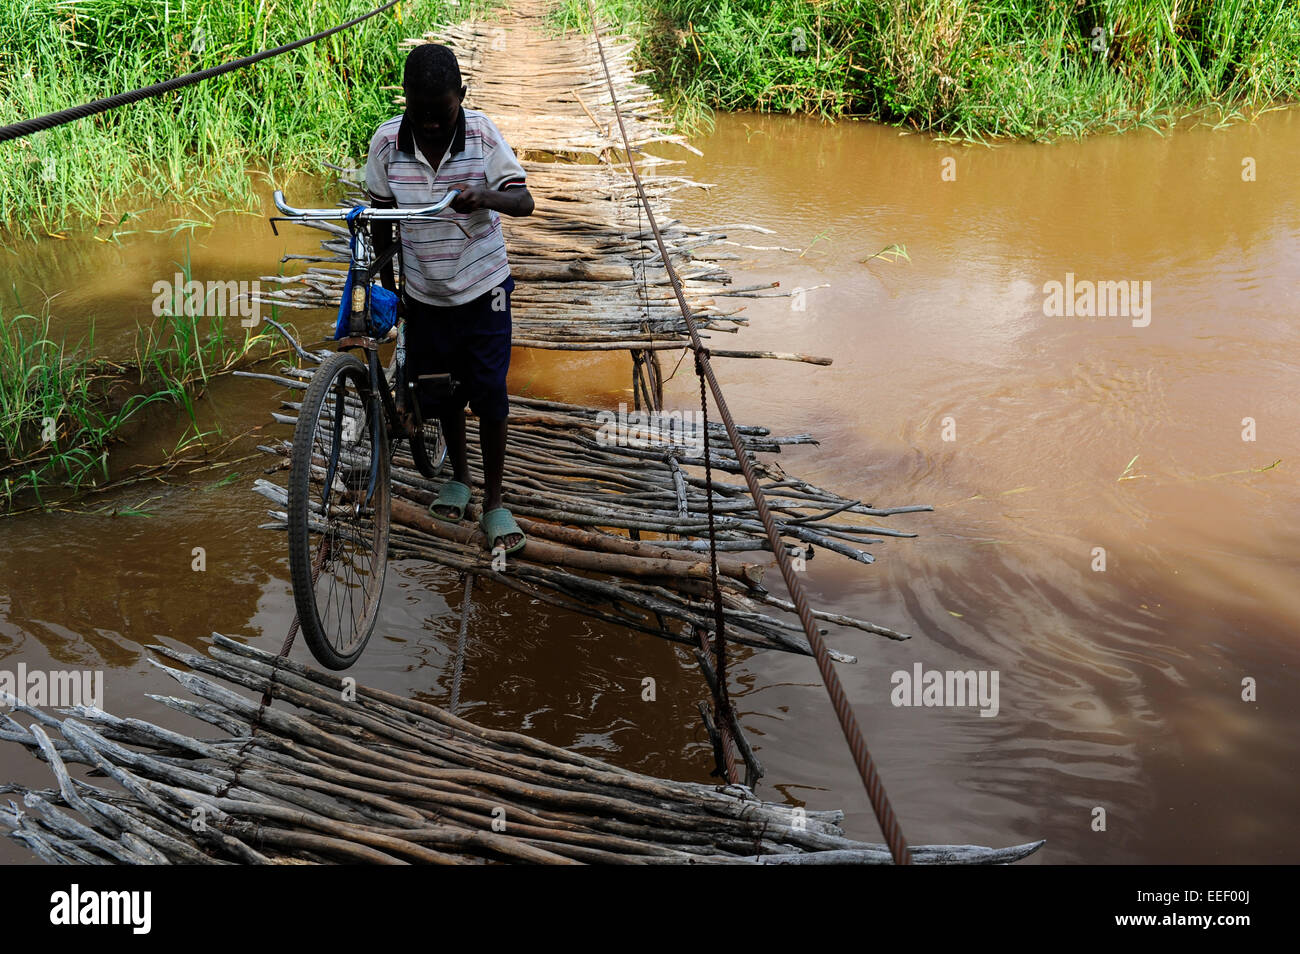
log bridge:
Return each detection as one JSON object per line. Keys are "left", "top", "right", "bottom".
{"left": 0, "top": 0, "right": 1043, "bottom": 865}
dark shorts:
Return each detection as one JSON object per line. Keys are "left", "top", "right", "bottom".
{"left": 403, "top": 276, "right": 513, "bottom": 421}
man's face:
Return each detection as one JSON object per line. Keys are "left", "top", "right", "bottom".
{"left": 404, "top": 86, "right": 464, "bottom": 140}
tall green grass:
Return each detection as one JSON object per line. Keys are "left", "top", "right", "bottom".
{"left": 1, "top": 303, "right": 149, "bottom": 506}
{"left": 133, "top": 240, "right": 285, "bottom": 421}
{"left": 0, "top": 0, "right": 488, "bottom": 235}
{"left": 556, "top": 0, "right": 1300, "bottom": 138}
{"left": 1, "top": 262, "right": 290, "bottom": 512}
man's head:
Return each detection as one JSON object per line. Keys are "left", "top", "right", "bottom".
{"left": 403, "top": 44, "right": 465, "bottom": 140}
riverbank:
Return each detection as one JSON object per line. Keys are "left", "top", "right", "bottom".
{"left": 0, "top": 292, "right": 292, "bottom": 513}
{"left": 556, "top": 0, "right": 1300, "bottom": 139}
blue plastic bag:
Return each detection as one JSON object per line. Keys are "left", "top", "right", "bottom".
{"left": 333, "top": 273, "right": 399, "bottom": 339}
{"left": 334, "top": 205, "right": 400, "bottom": 339}
{"left": 333, "top": 268, "right": 356, "bottom": 340}
{"left": 370, "top": 283, "right": 399, "bottom": 336}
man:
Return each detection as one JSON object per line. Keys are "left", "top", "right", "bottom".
{"left": 365, "top": 43, "right": 534, "bottom": 554}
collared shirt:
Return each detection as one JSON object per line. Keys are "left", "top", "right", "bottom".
{"left": 363, "top": 106, "right": 527, "bottom": 306}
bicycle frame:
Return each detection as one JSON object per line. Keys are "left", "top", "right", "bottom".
{"left": 272, "top": 190, "right": 461, "bottom": 509}
{"left": 271, "top": 187, "right": 464, "bottom": 335}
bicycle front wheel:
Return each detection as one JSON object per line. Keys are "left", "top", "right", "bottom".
{"left": 287, "top": 351, "right": 391, "bottom": 670}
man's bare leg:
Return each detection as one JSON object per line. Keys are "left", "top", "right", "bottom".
{"left": 480, "top": 417, "right": 521, "bottom": 549}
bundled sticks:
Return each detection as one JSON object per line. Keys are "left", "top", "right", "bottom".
{"left": 240, "top": 349, "right": 929, "bottom": 660}
{"left": 256, "top": 159, "right": 821, "bottom": 361}
{"left": 0, "top": 636, "right": 1045, "bottom": 864}
{"left": 408, "top": 4, "right": 700, "bottom": 160}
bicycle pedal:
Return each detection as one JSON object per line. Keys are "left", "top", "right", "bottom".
{"left": 416, "top": 373, "right": 456, "bottom": 401}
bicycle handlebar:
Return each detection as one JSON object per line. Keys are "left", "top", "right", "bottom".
{"left": 272, "top": 189, "right": 461, "bottom": 220}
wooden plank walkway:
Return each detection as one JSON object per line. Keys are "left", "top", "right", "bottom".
{"left": 255, "top": 0, "right": 829, "bottom": 374}
{"left": 244, "top": 358, "right": 925, "bottom": 661}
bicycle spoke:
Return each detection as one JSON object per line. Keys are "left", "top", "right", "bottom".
{"left": 288, "top": 354, "right": 391, "bottom": 668}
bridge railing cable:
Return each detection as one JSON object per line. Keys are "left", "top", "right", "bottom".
{"left": 0, "top": 0, "right": 401, "bottom": 144}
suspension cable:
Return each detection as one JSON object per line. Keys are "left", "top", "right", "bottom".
{"left": 583, "top": 0, "right": 912, "bottom": 864}
{"left": 0, "top": 0, "right": 402, "bottom": 144}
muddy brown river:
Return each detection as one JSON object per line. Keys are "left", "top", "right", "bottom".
{"left": 3, "top": 108, "right": 1298, "bottom": 864}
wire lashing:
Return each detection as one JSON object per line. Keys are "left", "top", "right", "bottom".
{"left": 584, "top": 0, "right": 911, "bottom": 864}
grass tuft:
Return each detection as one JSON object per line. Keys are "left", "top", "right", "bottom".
{"left": 1, "top": 252, "right": 294, "bottom": 512}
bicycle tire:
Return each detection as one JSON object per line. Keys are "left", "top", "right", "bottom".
{"left": 287, "top": 351, "right": 391, "bottom": 670}
{"left": 385, "top": 342, "right": 446, "bottom": 480}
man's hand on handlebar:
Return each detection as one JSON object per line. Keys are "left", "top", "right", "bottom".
{"left": 450, "top": 181, "right": 535, "bottom": 217}
{"left": 449, "top": 183, "right": 491, "bottom": 214}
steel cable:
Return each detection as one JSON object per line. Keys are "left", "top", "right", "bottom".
{"left": 0, "top": 0, "right": 401, "bottom": 144}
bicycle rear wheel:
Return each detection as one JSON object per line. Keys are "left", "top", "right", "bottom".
{"left": 386, "top": 347, "right": 447, "bottom": 479}
{"left": 287, "top": 351, "right": 391, "bottom": 670}
{"left": 409, "top": 418, "right": 447, "bottom": 479}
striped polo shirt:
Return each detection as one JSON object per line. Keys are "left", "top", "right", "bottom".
{"left": 363, "top": 107, "right": 527, "bottom": 307}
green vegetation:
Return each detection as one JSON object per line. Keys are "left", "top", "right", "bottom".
{"left": 556, "top": 0, "right": 1300, "bottom": 138}
{"left": 1, "top": 305, "right": 133, "bottom": 505}
{"left": 133, "top": 242, "right": 283, "bottom": 423}
{"left": 0, "top": 1, "right": 492, "bottom": 506}
{"left": 0, "top": 264, "right": 291, "bottom": 512}
{"left": 0, "top": 0, "right": 483, "bottom": 235}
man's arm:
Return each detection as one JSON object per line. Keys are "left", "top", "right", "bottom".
{"left": 370, "top": 193, "right": 399, "bottom": 294}
{"left": 363, "top": 123, "right": 400, "bottom": 294}
{"left": 450, "top": 183, "right": 534, "bottom": 217}
{"left": 474, "top": 115, "right": 533, "bottom": 217}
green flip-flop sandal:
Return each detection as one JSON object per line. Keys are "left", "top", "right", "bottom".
{"left": 481, "top": 507, "right": 527, "bottom": 555}
{"left": 429, "top": 480, "right": 472, "bottom": 522}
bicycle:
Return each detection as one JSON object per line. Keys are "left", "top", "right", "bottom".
{"left": 270, "top": 189, "right": 462, "bottom": 670}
